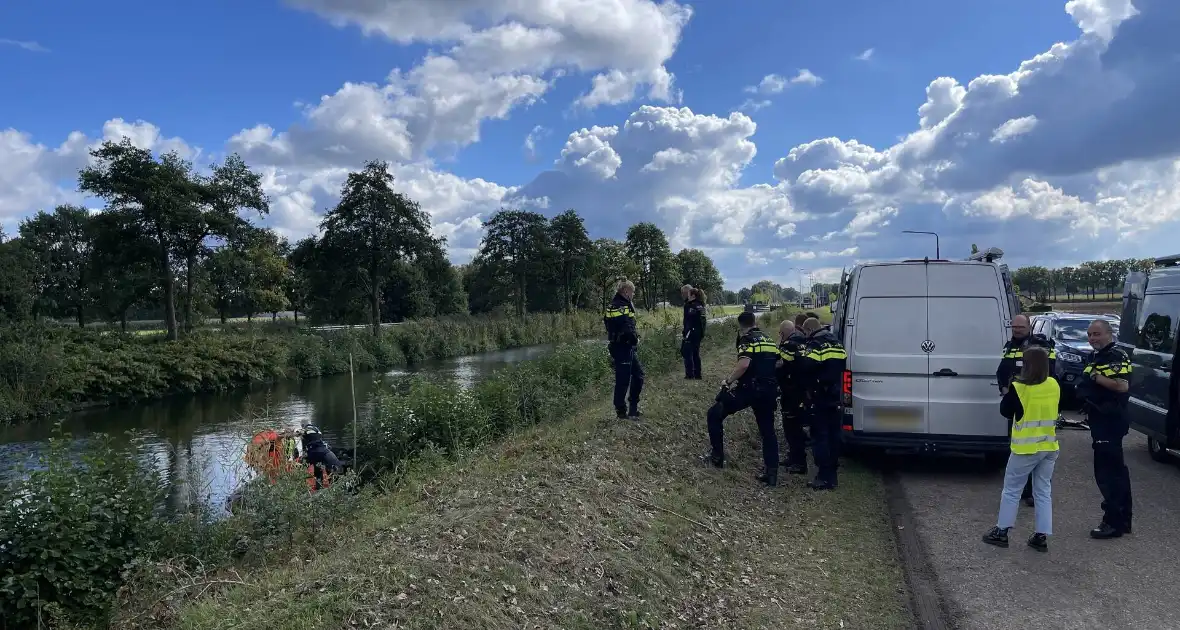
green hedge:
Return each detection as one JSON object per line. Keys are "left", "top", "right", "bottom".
{"left": 0, "top": 312, "right": 601, "bottom": 425}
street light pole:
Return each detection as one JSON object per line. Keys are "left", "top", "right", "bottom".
{"left": 902, "top": 230, "right": 941, "bottom": 259}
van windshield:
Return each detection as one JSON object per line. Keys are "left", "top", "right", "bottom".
{"left": 1055, "top": 319, "right": 1119, "bottom": 343}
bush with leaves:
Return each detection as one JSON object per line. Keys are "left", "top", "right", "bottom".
{"left": 0, "top": 430, "right": 167, "bottom": 627}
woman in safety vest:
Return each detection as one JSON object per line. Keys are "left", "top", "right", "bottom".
{"left": 982, "top": 346, "right": 1060, "bottom": 553}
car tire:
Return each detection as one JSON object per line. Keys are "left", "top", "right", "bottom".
{"left": 1148, "top": 436, "right": 1170, "bottom": 463}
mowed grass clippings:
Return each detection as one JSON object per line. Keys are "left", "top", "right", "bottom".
{"left": 175, "top": 346, "right": 912, "bottom": 630}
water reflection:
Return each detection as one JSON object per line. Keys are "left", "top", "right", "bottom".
{"left": 0, "top": 343, "right": 560, "bottom": 512}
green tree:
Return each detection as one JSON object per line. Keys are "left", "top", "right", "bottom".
{"left": 319, "top": 160, "right": 435, "bottom": 336}
{"left": 549, "top": 209, "right": 593, "bottom": 312}
{"left": 0, "top": 231, "right": 37, "bottom": 323}
{"left": 238, "top": 228, "right": 290, "bottom": 321}
{"left": 175, "top": 154, "right": 269, "bottom": 332}
{"left": 17, "top": 205, "right": 95, "bottom": 326}
{"left": 89, "top": 211, "right": 157, "bottom": 331}
{"left": 673, "top": 248, "right": 724, "bottom": 303}
{"left": 624, "top": 222, "right": 674, "bottom": 310}
{"left": 475, "top": 209, "right": 553, "bottom": 317}
{"left": 78, "top": 139, "right": 204, "bottom": 340}
{"left": 589, "top": 238, "right": 637, "bottom": 311}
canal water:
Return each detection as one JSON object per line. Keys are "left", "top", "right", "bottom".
{"left": 0, "top": 343, "right": 560, "bottom": 513}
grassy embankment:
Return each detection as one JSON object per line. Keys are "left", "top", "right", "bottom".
{"left": 0, "top": 308, "right": 684, "bottom": 425}
{"left": 154, "top": 310, "right": 909, "bottom": 629}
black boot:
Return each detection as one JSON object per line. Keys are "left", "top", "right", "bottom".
{"left": 1090, "top": 522, "right": 1123, "bottom": 539}
{"left": 757, "top": 468, "right": 778, "bottom": 487}
{"left": 627, "top": 409, "right": 643, "bottom": 420}
{"left": 1027, "top": 533, "right": 1048, "bottom": 552}
{"left": 982, "top": 526, "right": 1010, "bottom": 548}
{"left": 616, "top": 409, "right": 627, "bottom": 420}
{"left": 704, "top": 449, "right": 724, "bottom": 468}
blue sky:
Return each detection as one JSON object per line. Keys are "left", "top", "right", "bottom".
{"left": 2, "top": 0, "right": 1176, "bottom": 290}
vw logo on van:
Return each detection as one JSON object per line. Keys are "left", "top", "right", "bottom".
{"left": 921, "top": 340, "right": 935, "bottom": 353}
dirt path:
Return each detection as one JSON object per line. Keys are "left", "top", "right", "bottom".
{"left": 890, "top": 414, "right": 1180, "bottom": 629}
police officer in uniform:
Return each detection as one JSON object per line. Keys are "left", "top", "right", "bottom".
{"left": 681, "top": 286, "right": 707, "bottom": 379}
{"left": 1077, "top": 319, "right": 1133, "bottom": 539}
{"left": 705, "top": 311, "right": 786, "bottom": 486}
{"left": 604, "top": 280, "right": 644, "bottom": 420}
{"left": 997, "top": 314, "right": 1057, "bottom": 506}
{"left": 797, "top": 317, "right": 847, "bottom": 491}
{"left": 776, "top": 319, "right": 810, "bottom": 475}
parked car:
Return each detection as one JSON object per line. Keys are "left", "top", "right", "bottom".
{"left": 831, "top": 250, "right": 1020, "bottom": 458}
{"left": 1030, "top": 311, "right": 1121, "bottom": 406}
{"left": 1118, "top": 254, "right": 1180, "bottom": 463}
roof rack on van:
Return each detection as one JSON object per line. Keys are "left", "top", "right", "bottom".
{"left": 902, "top": 257, "right": 949, "bottom": 263}
{"left": 965, "top": 247, "right": 1005, "bottom": 263}
{"left": 1153, "top": 253, "right": 1180, "bottom": 268}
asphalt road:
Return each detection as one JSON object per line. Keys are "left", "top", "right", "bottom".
{"left": 891, "top": 413, "right": 1180, "bottom": 630}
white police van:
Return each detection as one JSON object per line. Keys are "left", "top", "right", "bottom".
{"left": 831, "top": 248, "right": 1019, "bottom": 456}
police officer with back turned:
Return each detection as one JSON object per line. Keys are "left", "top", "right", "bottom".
{"left": 798, "top": 317, "right": 847, "bottom": 491}
{"left": 777, "top": 319, "right": 810, "bottom": 475}
{"left": 604, "top": 280, "right": 644, "bottom": 420}
{"left": 997, "top": 314, "right": 1057, "bottom": 506}
{"left": 705, "top": 311, "right": 785, "bottom": 486}
{"left": 1077, "top": 319, "right": 1133, "bottom": 539}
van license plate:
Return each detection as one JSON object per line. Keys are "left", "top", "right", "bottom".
{"left": 874, "top": 408, "right": 921, "bottom": 429}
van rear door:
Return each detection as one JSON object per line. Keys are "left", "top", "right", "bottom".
{"left": 849, "top": 265, "right": 930, "bottom": 434}
{"left": 925, "top": 264, "right": 1009, "bottom": 437}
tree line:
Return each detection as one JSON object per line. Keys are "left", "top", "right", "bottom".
{"left": 0, "top": 139, "right": 730, "bottom": 339}
{"left": 1010, "top": 258, "right": 1155, "bottom": 303}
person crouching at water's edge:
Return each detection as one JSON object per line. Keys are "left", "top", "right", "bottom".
{"left": 705, "top": 311, "right": 787, "bottom": 486}
{"left": 301, "top": 424, "right": 342, "bottom": 490}
{"left": 682, "top": 286, "right": 708, "bottom": 380}
{"left": 604, "top": 279, "right": 644, "bottom": 420}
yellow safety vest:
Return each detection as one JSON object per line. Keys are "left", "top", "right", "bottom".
{"left": 1011, "top": 379, "right": 1061, "bottom": 455}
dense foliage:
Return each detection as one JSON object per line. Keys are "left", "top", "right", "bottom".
{"left": 0, "top": 306, "right": 793, "bottom": 628}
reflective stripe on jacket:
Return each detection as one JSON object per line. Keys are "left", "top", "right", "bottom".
{"left": 1011, "top": 379, "right": 1061, "bottom": 455}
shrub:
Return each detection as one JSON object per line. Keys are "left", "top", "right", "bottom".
{"left": 0, "top": 430, "right": 167, "bottom": 627}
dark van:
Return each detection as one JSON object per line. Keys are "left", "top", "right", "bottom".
{"left": 1118, "top": 254, "right": 1180, "bottom": 462}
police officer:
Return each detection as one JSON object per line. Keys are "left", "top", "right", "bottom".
{"left": 705, "top": 311, "right": 785, "bottom": 486}
{"left": 797, "top": 317, "right": 847, "bottom": 491}
{"left": 1077, "top": 319, "right": 1133, "bottom": 539}
{"left": 776, "top": 319, "right": 809, "bottom": 475}
{"left": 681, "top": 286, "right": 707, "bottom": 380}
{"left": 997, "top": 314, "right": 1057, "bottom": 506}
{"left": 604, "top": 279, "right": 644, "bottom": 420}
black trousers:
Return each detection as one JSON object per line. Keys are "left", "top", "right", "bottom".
{"left": 780, "top": 394, "right": 808, "bottom": 468}
{"left": 809, "top": 406, "right": 842, "bottom": 484}
{"left": 681, "top": 336, "right": 702, "bottom": 378}
{"left": 1093, "top": 435, "right": 1133, "bottom": 531}
{"left": 609, "top": 343, "right": 644, "bottom": 414}
{"left": 707, "top": 386, "right": 779, "bottom": 471}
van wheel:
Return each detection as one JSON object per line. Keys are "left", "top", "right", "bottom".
{"left": 1148, "top": 437, "right": 1170, "bottom": 463}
